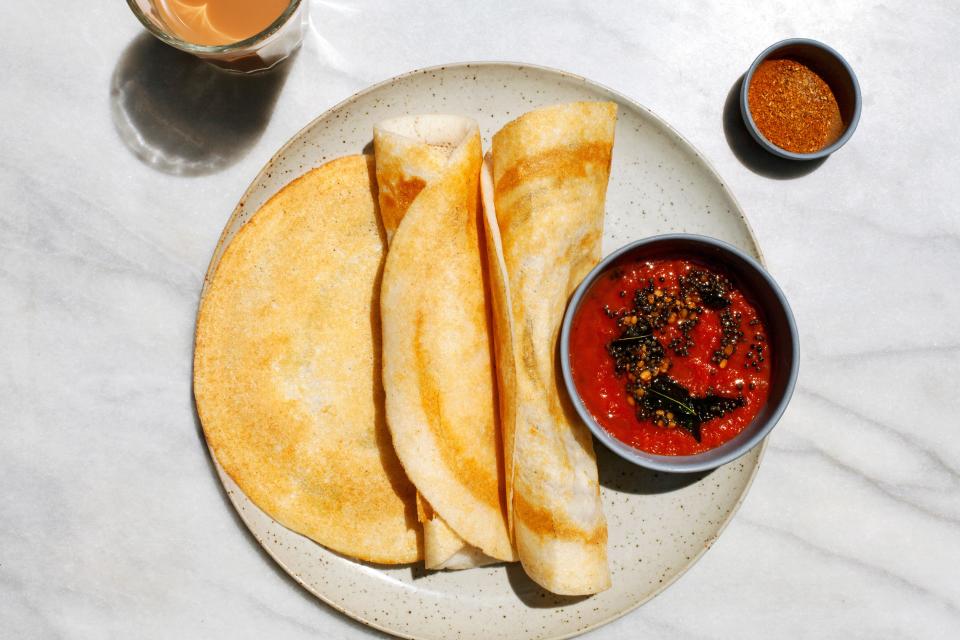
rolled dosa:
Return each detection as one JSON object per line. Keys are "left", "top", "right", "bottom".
{"left": 376, "top": 115, "right": 515, "bottom": 567}
{"left": 194, "top": 155, "right": 421, "bottom": 564}
{"left": 480, "top": 102, "right": 617, "bottom": 594}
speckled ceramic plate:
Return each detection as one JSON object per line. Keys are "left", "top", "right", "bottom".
{"left": 198, "top": 62, "right": 765, "bottom": 640}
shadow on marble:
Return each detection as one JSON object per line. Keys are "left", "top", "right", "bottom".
{"left": 110, "top": 33, "right": 294, "bottom": 176}
{"left": 722, "top": 75, "right": 827, "bottom": 179}
{"left": 596, "top": 442, "right": 712, "bottom": 494}
{"left": 188, "top": 400, "right": 393, "bottom": 639}
{"left": 504, "top": 563, "right": 591, "bottom": 609}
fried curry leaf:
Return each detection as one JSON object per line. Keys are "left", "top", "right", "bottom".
{"left": 638, "top": 376, "right": 743, "bottom": 442}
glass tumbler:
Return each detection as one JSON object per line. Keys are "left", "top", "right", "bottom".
{"left": 126, "top": 0, "right": 308, "bottom": 74}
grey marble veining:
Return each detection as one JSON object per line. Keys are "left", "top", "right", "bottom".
{"left": 2, "top": 1, "right": 958, "bottom": 638}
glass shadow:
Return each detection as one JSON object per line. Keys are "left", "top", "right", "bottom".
{"left": 110, "top": 32, "right": 295, "bottom": 176}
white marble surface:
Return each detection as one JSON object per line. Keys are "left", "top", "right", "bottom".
{"left": 2, "top": 1, "right": 958, "bottom": 638}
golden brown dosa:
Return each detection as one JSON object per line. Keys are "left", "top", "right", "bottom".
{"left": 375, "top": 115, "right": 494, "bottom": 568}
{"left": 376, "top": 115, "right": 515, "bottom": 565}
{"left": 194, "top": 155, "right": 421, "bottom": 564}
{"left": 481, "top": 102, "right": 617, "bottom": 594}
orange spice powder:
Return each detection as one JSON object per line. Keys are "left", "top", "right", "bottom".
{"left": 747, "top": 58, "right": 845, "bottom": 154}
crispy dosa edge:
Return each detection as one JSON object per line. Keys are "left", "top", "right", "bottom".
{"left": 378, "top": 122, "right": 515, "bottom": 563}
{"left": 194, "top": 155, "right": 421, "bottom": 564}
{"left": 479, "top": 156, "right": 517, "bottom": 540}
{"left": 374, "top": 114, "right": 476, "bottom": 240}
{"left": 488, "top": 102, "right": 617, "bottom": 594}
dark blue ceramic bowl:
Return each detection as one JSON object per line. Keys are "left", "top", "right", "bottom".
{"left": 560, "top": 234, "right": 799, "bottom": 473}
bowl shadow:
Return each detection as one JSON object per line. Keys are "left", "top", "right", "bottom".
{"left": 596, "top": 440, "right": 713, "bottom": 494}
{"left": 722, "top": 74, "right": 826, "bottom": 179}
{"left": 110, "top": 32, "right": 295, "bottom": 176}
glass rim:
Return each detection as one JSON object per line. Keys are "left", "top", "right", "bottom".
{"left": 126, "top": 0, "right": 303, "bottom": 54}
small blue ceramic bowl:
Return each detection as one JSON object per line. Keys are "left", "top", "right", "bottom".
{"left": 560, "top": 234, "right": 799, "bottom": 473}
{"left": 741, "top": 38, "right": 861, "bottom": 161}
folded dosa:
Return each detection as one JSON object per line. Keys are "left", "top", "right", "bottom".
{"left": 481, "top": 102, "right": 616, "bottom": 594}
{"left": 375, "top": 115, "right": 485, "bottom": 568}
{"left": 376, "top": 115, "right": 515, "bottom": 566}
{"left": 194, "top": 155, "right": 421, "bottom": 564}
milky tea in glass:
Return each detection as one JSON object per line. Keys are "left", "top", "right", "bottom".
{"left": 127, "top": 0, "right": 307, "bottom": 73}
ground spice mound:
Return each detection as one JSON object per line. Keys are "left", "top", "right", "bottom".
{"left": 747, "top": 58, "right": 845, "bottom": 153}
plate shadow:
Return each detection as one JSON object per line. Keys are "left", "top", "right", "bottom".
{"left": 110, "top": 33, "right": 294, "bottom": 176}
{"left": 722, "top": 74, "right": 826, "bottom": 179}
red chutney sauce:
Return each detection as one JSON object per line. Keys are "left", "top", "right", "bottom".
{"left": 569, "top": 257, "right": 771, "bottom": 455}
